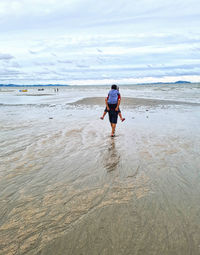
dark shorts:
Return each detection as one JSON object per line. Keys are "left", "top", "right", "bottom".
{"left": 104, "top": 105, "right": 121, "bottom": 113}
{"left": 105, "top": 104, "right": 120, "bottom": 124}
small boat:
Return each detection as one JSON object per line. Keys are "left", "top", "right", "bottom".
{"left": 19, "top": 89, "right": 28, "bottom": 92}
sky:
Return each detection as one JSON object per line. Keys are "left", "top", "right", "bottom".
{"left": 0, "top": 0, "right": 200, "bottom": 85}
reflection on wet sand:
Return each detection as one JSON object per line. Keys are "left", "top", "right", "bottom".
{"left": 0, "top": 121, "right": 151, "bottom": 255}
{"left": 104, "top": 138, "right": 120, "bottom": 172}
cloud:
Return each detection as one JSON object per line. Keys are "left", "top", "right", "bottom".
{"left": 0, "top": 68, "right": 23, "bottom": 76}
{"left": 0, "top": 53, "right": 14, "bottom": 60}
{"left": 76, "top": 64, "right": 90, "bottom": 68}
{"left": 0, "top": 0, "right": 199, "bottom": 33}
{"left": 0, "top": 0, "right": 200, "bottom": 84}
{"left": 33, "top": 61, "right": 56, "bottom": 66}
{"left": 57, "top": 60, "right": 74, "bottom": 64}
{"left": 29, "top": 50, "right": 38, "bottom": 55}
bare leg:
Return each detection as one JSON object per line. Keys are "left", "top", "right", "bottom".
{"left": 100, "top": 111, "right": 107, "bottom": 120}
{"left": 119, "top": 112, "right": 125, "bottom": 122}
{"left": 111, "top": 123, "right": 116, "bottom": 136}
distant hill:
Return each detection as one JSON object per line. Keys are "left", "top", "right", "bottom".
{"left": 174, "top": 81, "right": 191, "bottom": 84}
{"left": 137, "top": 81, "right": 193, "bottom": 85}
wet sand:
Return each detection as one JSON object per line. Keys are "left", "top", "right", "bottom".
{"left": 71, "top": 96, "right": 200, "bottom": 107}
{"left": 1, "top": 95, "right": 200, "bottom": 255}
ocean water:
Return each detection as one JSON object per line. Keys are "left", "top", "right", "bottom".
{"left": 1, "top": 83, "right": 200, "bottom": 105}
{"left": 0, "top": 84, "right": 200, "bottom": 255}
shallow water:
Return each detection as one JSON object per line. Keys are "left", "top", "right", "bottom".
{"left": 0, "top": 84, "right": 200, "bottom": 254}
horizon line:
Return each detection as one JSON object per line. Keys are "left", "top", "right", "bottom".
{"left": 0, "top": 81, "right": 195, "bottom": 87}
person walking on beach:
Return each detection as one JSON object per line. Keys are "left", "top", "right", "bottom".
{"left": 100, "top": 84, "right": 125, "bottom": 137}
{"left": 100, "top": 86, "right": 125, "bottom": 122}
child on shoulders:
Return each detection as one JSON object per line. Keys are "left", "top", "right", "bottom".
{"left": 100, "top": 84, "right": 125, "bottom": 122}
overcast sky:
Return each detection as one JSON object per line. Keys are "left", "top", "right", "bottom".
{"left": 0, "top": 0, "right": 200, "bottom": 85}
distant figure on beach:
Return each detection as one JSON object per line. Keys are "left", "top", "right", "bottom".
{"left": 100, "top": 84, "right": 125, "bottom": 137}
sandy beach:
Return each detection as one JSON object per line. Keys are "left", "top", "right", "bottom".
{"left": 0, "top": 84, "right": 200, "bottom": 254}
{"left": 71, "top": 96, "right": 200, "bottom": 107}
